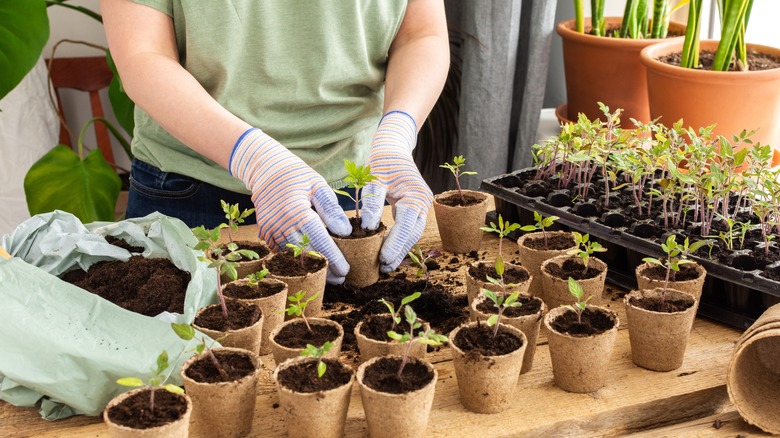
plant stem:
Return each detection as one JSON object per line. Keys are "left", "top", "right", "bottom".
{"left": 355, "top": 187, "right": 361, "bottom": 221}
{"left": 662, "top": 264, "right": 671, "bottom": 304}
{"left": 455, "top": 171, "right": 466, "bottom": 203}
{"left": 302, "top": 312, "right": 313, "bottom": 334}
{"left": 206, "top": 348, "right": 229, "bottom": 381}
{"left": 216, "top": 270, "right": 228, "bottom": 318}
{"left": 149, "top": 387, "right": 156, "bottom": 414}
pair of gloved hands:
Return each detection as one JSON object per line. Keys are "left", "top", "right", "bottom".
{"left": 229, "top": 111, "right": 432, "bottom": 284}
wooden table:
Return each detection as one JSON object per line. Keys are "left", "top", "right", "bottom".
{"left": 0, "top": 200, "right": 770, "bottom": 437}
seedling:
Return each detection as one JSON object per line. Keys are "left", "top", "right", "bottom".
{"left": 562, "top": 277, "right": 591, "bottom": 324}
{"left": 378, "top": 291, "right": 421, "bottom": 332}
{"left": 387, "top": 303, "right": 447, "bottom": 379}
{"left": 220, "top": 200, "right": 254, "bottom": 244}
{"left": 333, "top": 159, "right": 377, "bottom": 221}
{"left": 480, "top": 214, "right": 521, "bottom": 260}
{"left": 567, "top": 232, "right": 606, "bottom": 275}
{"left": 440, "top": 155, "right": 477, "bottom": 203}
{"left": 642, "top": 235, "right": 709, "bottom": 303}
{"left": 481, "top": 255, "right": 522, "bottom": 338}
{"left": 520, "top": 212, "right": 559, "bottom": 248}
{"left": 172, "top": 323, "right": 228, "bottom": 380}
{"left": 116, "top": 350, "right": 184, "bottom": 415}
{"left": 300, "top": 341, "right": 335, "bottom": 378}
{"left": 284, "top": 291, "right": 319, "bottom": 334}
{"left": 245, "top": 269, "right": 269, "bottom": 287}
{"left": 404, "top": 246, "right": 442, "bottom": 289}
{"left": 286, "top": 234, "right": 323, "bottom": 270}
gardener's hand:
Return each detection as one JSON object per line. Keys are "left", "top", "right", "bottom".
{"left": 230, "top": 128, "right": 352, "bottom": 284}
{"left": 361, "top": 111, "right": 433, "bottom": 273}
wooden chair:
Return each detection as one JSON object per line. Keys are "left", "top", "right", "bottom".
{"left": 47, "top": 56, "right": 116, "bottom": 164}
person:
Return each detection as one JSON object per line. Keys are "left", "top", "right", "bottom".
{"left": 100, "top": 0, "right": 449, "bottom": 284}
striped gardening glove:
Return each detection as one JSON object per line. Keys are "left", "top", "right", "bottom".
{"left": 361, "top": 111, "right": 433, "bottom": 273}
{"left": 230, "top": 128, "right": 352, "bottom": 284}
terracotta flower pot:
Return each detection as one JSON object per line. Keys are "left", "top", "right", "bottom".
{"left": 356, "top": 355, "right": 438, "bottom": 438}
{"left": 470, "top": 293, "right": 546, "bottom": 374}
{"left": 223, "top": 277, "right": 288, "bottom": 355}
{"left": 354, "top": 314, "right": 428, "bottom": 364}
{"left": 448, "top": 322, "right": 527, "bottom": 413}
{"left": 540, "top": 255, "right": 608, "bottom": 310}
{"left": 544, "top": 306, "right": 619, "bottom": 393}
{"left": 264, "top": 252, "right": 328, "bottom": 317}
{"left": 557, "top": 17, "right": 685, "bottom": 124}
{"left": 624, "top": 288, "right": 697, "bottom": 371}
{"left": 192, "top": 301, "right": 264, "bottom": 355}
{"left": 104, "top": 387, "right": 191, "bottom": 438}
{"left": 635, "top": 261, "right": 706, "bottom": 302}
{"left": 433, "top": 189, "right": 489, "bottom": 254}
{"left": 332, "top": 227, "right": 385, "bottom": 288}
{"left": 728, "top": 328, "right": 780, "bottom": 435}
{"left": 517, "top": 231, "right": 578, "bottom": 297}
{"left": 464, "top": 260, "right": 531, "bottom": 306}
{"left": 273, "top": 356, "right": 355, "bottom": 438}
{"left": 641, "top": 39, "right": 780, "bottom": 166}
{"left": 269, "top": 317, "right": 344, "bottom": 365}
{"left": 180, "top": 347, "right": 261, "bottom": 438}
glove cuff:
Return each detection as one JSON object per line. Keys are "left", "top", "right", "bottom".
{"left": 377, "top": 110, "right": 418, "bottom": 153}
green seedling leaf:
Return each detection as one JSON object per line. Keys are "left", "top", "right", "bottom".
{"left": 163, "top": 384, "right": 185, "bottom": 394}
{"left": 171, "top": 323, "right": 195, "bottom": 341}
{"left": 116, "top": 377, "right": 144, "bottom": 387}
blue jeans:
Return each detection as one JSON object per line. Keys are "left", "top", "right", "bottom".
{"left": 126, "top": 159, "right": 357, "bottom": 229}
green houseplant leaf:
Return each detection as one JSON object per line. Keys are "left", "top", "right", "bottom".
{"left": 24, "top": 145, "right": 121, "bottom": 222}
{"left": 0, "top": 0, "right": 50, "bottom": 101}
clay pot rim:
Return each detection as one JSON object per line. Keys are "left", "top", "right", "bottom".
{"left": 470, "top": 292, "right": 545, "bottom": 320}
{"left": 273, "top": 356, "right": 356, "bottom": 394}
{"left": 270, "top": 317, "right": 344, "bottom": 345}
{"left": 540, "top": 254, "right": 608, "bottom": 279}
{"left": 543, "top": 305, "right": 620, "bottom": 338}
{"left": 263, "top": 253, "right": 329, "bottom": 280}
{"left": 356, "top": 355, "right": 438, "bottom": 396}
{"left": 104, "top": 386, "right": 192, "bottom": 432}
{"left": 192, "top": 301, "right": 264, "bottom": 334}
{"left": 355, "top": 315, "right": 429, "bottom": 344}
{"left": 181, "top": 346, "right": 262, "bottom": 387}
{"left": 557, "top": 17, "right": 686, "bottom": 48}
{"left": 624, "top": 288, "right": 697, "bottom": 315}
{"left": 635, "top": 261, "right": 706, "bottom": 284}
{"left": 448, "top": 321, "right": 527, "bottom": 359}
{"left": 641, "top": 39, "right": 780, "bottom": 81}
{"left": 517, "top": 230, "right": 578, "bottom": 253}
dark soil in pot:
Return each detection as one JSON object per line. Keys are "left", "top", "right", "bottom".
{"left": 274, "top": 320, "right": 341, "bottom": 348}
{"left": 183, "top": 350, "right": 256, "bottom": 383}
{"left": 222, "top": 281, "right": 285, "bottom": 300}
{"left": 276, "top": 359, "right": 352, "bottom": 392}
{"left": 266, "top": 250, "right": 326, "bottom": 276}
{"left": 335, "top": 217, "right": 385, "bottom": 239}
{"left": 467, "top": 263, "right": 529, "bottom": 283}
{"left": 659, "top": 50, "right": 780, "bottom": 71}
{"left": 545, "top": 258, "right": 603, "bottom": 280}
{"left": 628, "top": 295, "right": 695, "bottom": 313}
{"left": 640, "top": 262, "right": 702, "bottom": 282}
{"left": 61, "top": 255, "right": 190, "bottom": 316}
{"left": 475, "top": 294, "right": 542, "bottom": 317}
{"left": 359, "top": 314, "right": 400, "bottom": 342}
{"left": 452, "top": 323, "right": 523, "bottom": 356}
{"left": 550, "top": 308, "right": 616, "bottom": 336}
{"left": 435, "top": 191, "right": 485, "bottom": 207}
{"left": 361, "top": 357, "right": 434, "bottom": 394}
{"left": 106, "top": 389, "right": 188, "bottom": 429}
{"left": 106, "top": 236, "right": 145, "bottom": 253}
{"left": 232, "top": 241, "right": 271, "bottom": 259}
{"left": 193, "top": 300, "right": 261, "bottom": 331}
{"left": 521, "top": 233, "right": 575, "bottom": 251}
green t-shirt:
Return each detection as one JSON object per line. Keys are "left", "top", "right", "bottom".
{"left": 129, "top": 0, "right": 407, "bottom": 193}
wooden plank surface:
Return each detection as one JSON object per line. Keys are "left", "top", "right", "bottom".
{"left": 0, "top": 198, "right": 759, "bottom": 437}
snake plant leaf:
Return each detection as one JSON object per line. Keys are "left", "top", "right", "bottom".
{"left": 0, "top": 0, "right": 49, "bottom": 101}
{"left": 24, "top": 145, "right": 121, "bottom": 222}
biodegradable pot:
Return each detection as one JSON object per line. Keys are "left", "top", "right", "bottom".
{"left": 269, "top": 317, "right": 344, "bottom": 365}
{"left": 464, "top": 260, "right": 531, "bottom": 306}
{"left": 624, "top": 288, "right": 697, "bottom": 371}
{"left": 517, "top": 231, "right": 578, "bottom": 297}
{"left": 356, "top": 355, "right": 438, "bottom": 438}
{"left": 557, "top": 17, "right": 685, "bottom": 124}
{"left": 181, "top": 347, "right": 261, "bottom": 438}
{"left": 470, "top": 293, "right": 546, "bottom": 374}
{"left": 544, "top": 306, "right": 619, "bottom": 393}
{"left": 264, "top": 252, "right": 328, "bottom": 317}
{"left": 448, "top": 322, "right": 527, "bottom": 413}
{"left": 332, "top": 226, "right": 385, "bottom": 288}
{"left": 273, "top": 356, "right": 355, "bottom": 438}
{"left": 737, "top": 303, "right": 780, "bottom": 349}
{"left": 641, "top": 39, "right": 780, "bottom": 166}
{"left": 540, "top": 255, "right": 608, "bottom": 310}
{"left": 211, "top": 239, "right": 271, "bottom": 283}
{"left": 727, "top": 328, "right": 780, "bottom": 435}
{"left": 223, "top": 277, "right": 288, "bottom": 355}
{"left": 104, "top": 387, "right": 191, "bottom": 438}
{"left": 635, "top": 261, "right": 707, "bottom": 302}
{"left": 433, "top": 189, "right": 489, "bottom": 254}
{"left": 192, "top": 301, "right": 264, "bottom": 355}
{"left": 354, "top": 314, "right": 428, "bottom": 364}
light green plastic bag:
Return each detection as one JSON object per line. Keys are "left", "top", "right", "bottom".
{"left": 0, "top": 211, "right": 218, "bottom": 418}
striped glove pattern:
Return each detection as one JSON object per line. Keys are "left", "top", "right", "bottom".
{"left": 230, "top": 128, "right": 351, "bottom": 284}
{"left": 362, "top": 111, "right": 433, "bottom": 273}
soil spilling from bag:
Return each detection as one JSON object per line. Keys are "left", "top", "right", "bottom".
{"left": 468, "top": 263, "right": 530, "bottom": 283}
{"left": 184, "top": 350, "right": 255, "bottom": 384}
{"left": 274, "top": 321, "right": 341, "bottom": 349}
{"left": 361, "top": 357, "right": 434, "bottom": 394}
{"left": 629, "top": 296, "right": 695, "bottom": 313}
{"left": 266, "top": 250, "right": 326, "bottom": 277}
{"left": 550, "top": 308, "right": 615, "bottom": 336}
{"left": 337, "top": 217, "right": 386, "bottom": 239}
{"left": 659, "top": 50, "right": 780, "bottom": 71}
{"left": 475, "top": 295, "right": 542, "bottom": 317}
{"left": 105, "top": 236, "right": 145, "bottom": 253}
{"left": 436, "top": 191, "right": 484, "bottom": 207}
{"left": 106, "top": 389, "right": 188, "bottom": 429}
{"left": 223, "top": 281, "right": 285, "bottom": 300}
{"left": 545, "top": 258, "right": 603, "bottom": 280}
{"left": 522, "top": 233, "right": 576, "bottom": 251}
{"left": 61, "top": 256, "right": 190, "bottom": 317}
{"left": 277, "top": 359, "right": 352, "bottom": 392}
{"left": 194, "top": 301, "right": 261, "bottom": 331}
{"left": 453, "top": 323, "right": 524, "bottom": 356}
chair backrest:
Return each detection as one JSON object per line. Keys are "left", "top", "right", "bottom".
{"left": 47, "top": 56, "right": 115, "bottom": 164}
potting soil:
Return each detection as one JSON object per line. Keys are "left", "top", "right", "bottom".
{"left": 194, "top": 300, "right": 261, "bottom": 331}
{"left": 550, "top": 308, "right": 615, "bottom": 336}
{"left": 361, "top": 357, "right": 434, "bottom": 394}
{"left": 266, "top": 250, "right": 326, "bottom": 276}
{"left": 453, "top": 323, "right": 524, "bottom": 356}
{"left": 184, "top": 350, "right": 256, "bottom": 384}
{"left": 277, "top": 359, "right": 352, "bottom": 392}
{"left": 106, "top": 389, "right": 188, "bottom": 429}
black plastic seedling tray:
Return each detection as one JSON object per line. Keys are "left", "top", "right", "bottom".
{"left": 481, "top": 169, "right": 780, "bottom": 330}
